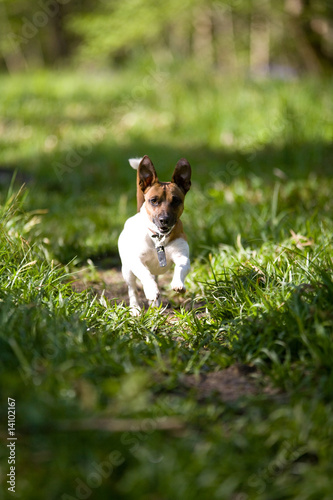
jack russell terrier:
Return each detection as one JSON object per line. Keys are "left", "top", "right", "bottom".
{"left": 118, "top": 155, "right": 191, "bottom": 315}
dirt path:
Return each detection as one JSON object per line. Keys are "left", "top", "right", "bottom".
{"left": 72, "top": 267, "right": 192, "bottom": 313}
{"left": 72, "top": 267, "right": 280, "bottom": 404}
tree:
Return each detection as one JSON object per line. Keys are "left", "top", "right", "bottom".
{"left": 0, "top": 0, "right": 332, "bottom": 74}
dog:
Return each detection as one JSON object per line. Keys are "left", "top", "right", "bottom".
{"left": 118, "top": 155, "right": 191, "bottom": 315}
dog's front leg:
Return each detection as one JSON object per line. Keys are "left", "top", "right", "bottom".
{"left": 121, "top": 267, "right": 141, "bottom": 315}
{"left": 132, "top": 260, "right": 161, "bottom": 307}
{"left": 170, "top": 241, "right": 190, "bottom": 293}
{"left": 171, "top": 256, "right": 190, "bottom": 293}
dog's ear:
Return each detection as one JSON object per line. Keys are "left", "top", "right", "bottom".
{"left": 172, "top": 158, "right": 191, "bottom": 194}
{"left": 138, "top": 155, "right": 159, "bottom": 192}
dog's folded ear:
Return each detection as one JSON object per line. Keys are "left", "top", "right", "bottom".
{"left": 172, "top": 159, "right": 191, "bottom": 194}
{"left": 138, "top": 155, "right": 159, "bottom": 192}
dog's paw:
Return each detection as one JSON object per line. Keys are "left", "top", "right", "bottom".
{"left": 130, "top": 305, "right": 141, "bottom": 316}
{"left": 129, "top": 300, "right": 141, "bottom": 316}
{"left": 143, "top": 282, "right": 160, "bottom": 302}
{"left": 171, "top": 279, "right": 186, "bottom": 294}
{"left": 149, "top": 296, "right": 161, "bottom": 308}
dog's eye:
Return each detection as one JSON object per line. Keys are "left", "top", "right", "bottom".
{"left": 149, "top": 197, "right": 159, "bottom": 206}
{"left": 172, "top": 196, "right": 181, "bottom": 206}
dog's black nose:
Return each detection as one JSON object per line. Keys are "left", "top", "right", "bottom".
{"left": 159, "top": 214, "right": 170, "bottom": 226}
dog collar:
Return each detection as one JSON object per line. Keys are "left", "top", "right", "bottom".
{"left": 148, "top": 227, "right": 174, "bottom": 267}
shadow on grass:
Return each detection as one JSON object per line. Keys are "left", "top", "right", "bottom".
{"left": 1, "top": 137, "right": 333, "bottom": 264}
{"left": 5, "top": 136, "right": 333, "bottom": 188}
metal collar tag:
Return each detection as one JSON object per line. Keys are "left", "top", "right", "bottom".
{"left": 156, "top": 245, "right": 167, "bottom": 267}
{"left": 150, "top": 230, "right": 170, "bottom": 268}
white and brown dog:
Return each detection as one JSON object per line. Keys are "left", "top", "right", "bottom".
{"left": 118, "top": 155, "right": 191, "bottom": 315}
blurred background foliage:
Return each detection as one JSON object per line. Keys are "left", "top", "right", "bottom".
{"left": 0, "top": 0, "right": 332, "bottom": 76}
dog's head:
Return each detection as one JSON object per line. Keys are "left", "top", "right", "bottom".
{"left": 138, "top": 155, "right": 191, "bottom": 234}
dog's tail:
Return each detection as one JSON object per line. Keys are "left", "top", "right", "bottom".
{"left": 128, "top": 157, "right": 144, "bottom": 212}
{"left": 129, "top": 158, "right": 142, "bottom": 170}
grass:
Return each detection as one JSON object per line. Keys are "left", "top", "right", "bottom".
{"left": 0, "top": 67, "right": 333, "bottom": 499}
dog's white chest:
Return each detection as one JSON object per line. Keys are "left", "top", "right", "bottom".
{"left": 118, "top": 212, "right": 173, "bottom": 275}
{"left": 132, "top": 229, "right": 173, "bottom": 275}
{"left": 141, "top": 241, "right": 173, "bottom": 275}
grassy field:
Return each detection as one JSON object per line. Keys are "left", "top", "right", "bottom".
{"left": 0, "top": 67, "right": 333, "bottom": 499}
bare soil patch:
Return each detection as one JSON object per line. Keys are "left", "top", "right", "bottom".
{"left": 72, "top": 267, "right": 193, "bottom": 312}
{"left": 72, "top": 269, "right": 279, "bottom": 403}
{"left": 182, "top": 364, "right": 280, "bottom": 403}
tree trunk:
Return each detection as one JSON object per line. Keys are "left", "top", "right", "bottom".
{"left": 250, "top": 8, "right": 270, "bottom": 76}
{"left": 193, "top": 6, "right": 213, "bottom": 66}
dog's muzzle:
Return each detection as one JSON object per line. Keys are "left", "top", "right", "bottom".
{"left": 154, "top": 214, "right": 176, "bottom": 234}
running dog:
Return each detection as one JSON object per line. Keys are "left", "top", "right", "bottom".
{"left": 118, "top": 155, "right": 191, "bottom": 315}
